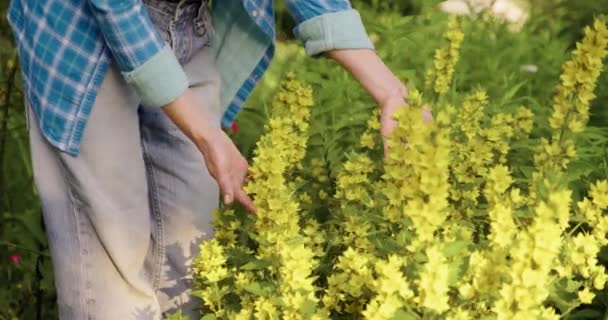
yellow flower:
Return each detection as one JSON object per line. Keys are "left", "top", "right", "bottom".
{"left": 360, "top": 132, "right": 376, "bottom": 149}
{"left": 299, "top": 192, "right": 312, "bottom": 204}
{"left": 318, "top": 190, "right": 328, "bottom": 200}
{"left": 590, "top": 180, "right": 608, "bottom": 209}
{"left": 593, "top": 270, "right": 607, "bottom": 290}
{"left": 578, "top": 287, "right": 595, "bottom": 304}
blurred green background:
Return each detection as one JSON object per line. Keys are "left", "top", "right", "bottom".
{"left": 1, "top": 0, "right": 608, "bottom": 319}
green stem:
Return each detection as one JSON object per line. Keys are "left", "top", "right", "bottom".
{"left": 213, "top": 282, "right": 223, "bottom": 315}
{"left": 0, "top": 54, "right": 19, "bottom": 217}
{"left": 404, "top": 305, "right": 421, "bottom": 320}
{"left": 567, "top": 221, "right": 584, "bottom": 237}
{"left": 603, "top": 148, "right": 608, "bottom": 179}
{"left": 0, "top": 241, "right": 50, "bottom": 257}
{"left": 559, "top": 303, "right": 581, "bottom": 319}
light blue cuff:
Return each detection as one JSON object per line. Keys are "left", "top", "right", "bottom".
{"left": 122, "top": 45, "right": 189, "bottom": 107}
{"left": 294, "top": 9, "right": 374, "bottom": 56}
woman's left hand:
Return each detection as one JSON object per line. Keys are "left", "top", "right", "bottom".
{"left": 378, "top": 85, "right": 434, "bottom": 156}
{"left": 327, "top": 48, "right": 433, "bottom": 157}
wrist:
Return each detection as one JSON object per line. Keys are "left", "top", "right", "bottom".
{"left": 377, "top": 82, "right": 408, "bottom": 110}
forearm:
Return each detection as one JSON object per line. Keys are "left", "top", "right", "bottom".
{"left": 327, "top": 49, "right": 406, "bottom": 106}
{"left": 162, "top": 89, "right": 214, "bottom": 143}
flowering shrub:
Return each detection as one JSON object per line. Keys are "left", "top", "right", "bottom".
{"left": 184, "top": 17, "right": 608, "bottom": 320}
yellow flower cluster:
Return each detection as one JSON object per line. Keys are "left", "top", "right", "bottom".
{"left": 493, "top": 191, "right": 571, "bottom": 319}
{"left": 244, "top": 73, "right": 313, "bottom": 244}
{"left": 192, "top": 239, "right": 231, "bottom": 315}
{"left": 324, "top": 248, "right": 374, "bottom": 314}
{"left": 560, "top": 179, "right": 608, "bottom": 303}
{"left": 450, "top": 91, "right": 491, "bottom": 213}
{"left": 484, "top": 165, "right": 517, "bottom": 248}
{"left": 458, "top": 250, "right": 509, "bottom": 301}
{"left": 276, "top": 242, "right": 320, "bottom": 319}
{"left": 486, "top": 107, "right": 534, "bottom": 163}
{"left": 303, "top": 219, "right": 326, "bottom": 258}
{"left": 187, "top": 18, "right": 608, "bottom": 320}
{"left": 382, "top": 90, "right": 450, "bottom": 250}
{"left": 211, "top": 208, "right": 240, "bottom": 247}
{"left": 450, "top": 90, "right": 533, "bottom": 216}
{"left": 536, "top": 19, "right": 608, "bottom": 178}
{"left": 425, "top": 18, "right": 465, "bottom": 96}
{"left": 245, "top": 74, "right": 321, "bottom": 318}
{"left": 193, "top": 75, "right": 323, "bottom": 319}
{"left": 362, "top": 255, "right": 413, "bottom": 319}
{"left": 550, "top": 20, "right": 608, "bottom": 133}
{"left": 335, "top": 155, "right": 375, "bottom": 207}
{"left": 416, "top": 246, "right": 450, "bottom": 313}
{"left": 333, "top": 112, "right": 385, "bottom": 252}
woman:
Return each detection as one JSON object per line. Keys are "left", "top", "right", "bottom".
{"left": 8, "top": 0, "right": 413, "bottom": 318}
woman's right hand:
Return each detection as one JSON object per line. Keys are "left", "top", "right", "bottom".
{"left": 162, "top": 89, "right": 256, "bottom": 213}
{"left": 195, "top": 126, "right": 256, "bottom": 213}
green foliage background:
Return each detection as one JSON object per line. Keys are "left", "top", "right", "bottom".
{"left": 1, "top": 0, "right": 607, "bottom": 319}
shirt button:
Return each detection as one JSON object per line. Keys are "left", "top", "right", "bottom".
{"left": 252, "top": 10, "right": 258, "bottom": 17}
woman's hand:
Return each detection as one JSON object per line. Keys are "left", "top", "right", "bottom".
{"left": 379, "top": 85, "right": 434, "bottom": 155}
{"left": 162, "top": 89, "right": 256, "bottom": 213}
{"left": 195, "top": 127, "right": 256, "bottom": 213}
{"left": 327, "top": 49, "right": 433, "bottom": 155}
{"left": 379, "top": 89, "right": 408, "bottom": 156}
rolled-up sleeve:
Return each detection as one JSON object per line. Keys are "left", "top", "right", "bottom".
{"left": 88, "top": 0, "right": 188, "bottom": 107}
{"left": 286, "top": 1, "right": 374, "bottom": 56}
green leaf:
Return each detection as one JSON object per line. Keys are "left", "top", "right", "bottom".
{"left": 390, "top": 310, "right": 418, "bottom": 320}
{"left": 243, "top": 282, "right": 270, "bottom": 296}
{"left": 567, "top": 309, "right": 604, "bottom": 320}
{"left": 240, "top": 259, "right": 271, "bottom": 271}
{"left": 498, "top": 81, "right": 527, "bottom": 106}
{"left": 371, "top": 235, "right": 402, "bottom": 255}
{"left": 565, "top": 279, "right": 583, "bottom": 293}
{"left": 200, "top": 314, "right": 217, "bottom": 320}
{"left": 548, "top": 283, "right": 580, "bottom": 314}
{"left": 447, "top": 257, "right": 467, "bottom": 287}
{"left": 299, "top": 299, "right": 317, "bottom": 316}
{"left": 191, "top": 290, "right": 207, "bottom": 300}
{"left": 164, "top": 309, "right": 188, "bottom": 320}
{"left": 443, "top": 240, "right": 470, "bottom": 257}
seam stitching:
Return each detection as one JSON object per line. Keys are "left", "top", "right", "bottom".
{"left": 141, "top": 134, "right": 165, "bottom": 292}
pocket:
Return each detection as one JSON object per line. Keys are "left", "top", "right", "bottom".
{"left": 143, "top": 1, "right": 175, "bottom": 46}
{"left": 194, "top": 2, "right": 214, "bottom": 41}
{"left": 171, "top": 1, "right": 214, "bottom": 65}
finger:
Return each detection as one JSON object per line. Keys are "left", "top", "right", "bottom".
{"left": 217, "top": 176, "right": 234, "bottom": 205}
{"left": 422, "top": 107, "right": 434, "bottom": 123}
{"left": 239, "top": 160, "right": 250, "bottom": 185}
{"left": 224, "top": 193, "right": 233, "bottom": 205}
{"left": 235, "top": 188, "right": 257, "bottom": 214}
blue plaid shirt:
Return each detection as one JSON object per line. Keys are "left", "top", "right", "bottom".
{"left": 8, "top": 0, "right": 373, "bottom": 155}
